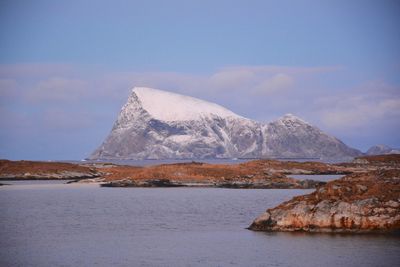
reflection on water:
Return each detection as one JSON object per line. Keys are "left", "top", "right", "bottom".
{"left": 0, "top": 183, "right": 399, "bottom": 267}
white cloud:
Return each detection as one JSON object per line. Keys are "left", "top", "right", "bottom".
{"left": 2, "top": 63, "right": 398, "bottom": 140}
{"left": 41, "top": 108, "right": 95, "bottom": 132}
{"left": 0, "top": 63, "right": 74, "bottom": 78}
{"left": 0, "top": 79, "right": 18, "bottom": 102}
{"left": 209, "top": 69, "right": 256, "bottom": 90}
{"left": 252, "top": 73, "right": 294, "bottom": 95}
{"left": 97, "top": 65, "right": 336, "bottom": 99}
{"left": 317, "top": 82, "right": 400, "bottom": 131}
{"left": 27, "top": 77, "right": 90, "bottom": 103}
{"left": 0, "top": 63, "right": 340, "bottom": 106}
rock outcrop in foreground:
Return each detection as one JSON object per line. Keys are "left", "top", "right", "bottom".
{"left": 249, "top": 169, "right": 400, "bottom": 233}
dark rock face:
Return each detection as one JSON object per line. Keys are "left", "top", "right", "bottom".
{"left": 101, "top": 178, "right": 325, "bottom": 189}
{"left": 216, "top": 180, "right": 325, "bottom": 189}
{"left": 101, "top": 179, "right": 185, "bottom": 188}
{"left": 90, "top": 87, "right": 362, "bottom": 160}
{"left": 249, "top": 169, "right": 400, "bottom": 233}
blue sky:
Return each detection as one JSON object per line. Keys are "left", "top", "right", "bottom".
{"left": 0, "top": 0, "right": 399, "bottom": 160}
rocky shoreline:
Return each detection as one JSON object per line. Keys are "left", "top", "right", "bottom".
{"left": 93, "top": 159, "right": 346, "bottom": 189}
{"left": 100, "top": 178, "right": 326, "bottom": 189}
{"left": 1, "top": 155, "right": 399, "bottom": 190}
{"left": 0, "top": 158, "right": 334, "bottom": 189}
{"left": 0, "top": 160, "right": 101, "bottom": 180}
{"left": 2, "top": 155, "right": 400, "bottom": 233}
{"left": 248, "top": 169, "right": 400, "bottom": 233}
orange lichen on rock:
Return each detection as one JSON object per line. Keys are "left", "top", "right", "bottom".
{"left": 102, "top": 159, "right": 347, "bottom": 181}
{"left": 249, "top": 169, "right": 400, "bottom": 233}
{"left": 0, "top": 160, "right": 100, "bottom": 179}
{"left": 99, "top": 160, "right": 342, "bottom": 188}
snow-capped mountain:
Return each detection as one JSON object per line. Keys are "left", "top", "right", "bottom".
{"left": 89, "top": 87, "right": 362, "bottom": 160}
{"left": 366, "top": 144, "right": 400, "bottom": 155}
{"left": 263, "top": 114, "right": 362, "bottom": 159}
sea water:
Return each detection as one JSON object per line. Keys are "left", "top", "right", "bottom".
{"left": 0, "top": 182, "right": 399, "bottom": 267}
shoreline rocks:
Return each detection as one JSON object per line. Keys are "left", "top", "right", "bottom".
{"left": 94, "top": 159, "right": 350, "bottom": 189}
{"left": 0, "top": 158, "right": 337, "bottom": 188}
{"left": 248, "top": 169, "right": 400, "bottom": 233}
{"left": 101, "top": 179, "right": 185, "bottom": 188}
{"left": 0, "top": 160, "right": 101, "bottom": 180}
{"left": 2, "top": 155, "right": 399, "bottom": 191}
{"left": 101, "top": 178, "right": 326, "bottom": 189}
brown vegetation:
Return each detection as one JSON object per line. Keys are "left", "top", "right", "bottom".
{"left": 2, "top": 154, "right": 399, "bottom": 187}
{"left": 101, "top": 159, "right": 347, "bottom": 182}
{"left": 0, "top": 160, "right": 91, "bottom": 173}
{"left": 249, "top": 169, "right": 400, "bottom": 233}
{"left": 338, "top": 154, "right": 400, "bottom": 168}
{"left": 0, "top": 160, "right": 100, "bottom": 179}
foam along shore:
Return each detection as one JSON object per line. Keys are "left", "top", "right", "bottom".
{"left": 248, "top": 169, "right": 400, "bottom": 233}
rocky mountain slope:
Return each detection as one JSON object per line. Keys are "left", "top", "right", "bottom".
{"left": 366, "top": 144, "right": 400, "bottom": 155}
{"left": 89, "top": 87, "right": 361, "bottom": 160}
{"left": 263, "top": 114, "right": 361, "bottom": 159}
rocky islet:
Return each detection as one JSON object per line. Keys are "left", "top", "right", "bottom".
{"left": 249, "top": 168, "right": 400, "bottom": 233}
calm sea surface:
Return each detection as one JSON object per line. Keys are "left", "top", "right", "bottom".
{"left": 1, "top": 181, "right": 399, "bottom": 267}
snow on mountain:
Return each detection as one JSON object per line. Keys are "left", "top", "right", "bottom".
{"left": 133, "top": 87, "right": 241, "bottom": 121}
{"left": 89, "top": 87, "right": 362, "bottom": 160}
{"left": 263, "top": 114, "right": 361, "bottom": 159}
{"left": 366, "top": 144, "right": 400, "bottom": 155}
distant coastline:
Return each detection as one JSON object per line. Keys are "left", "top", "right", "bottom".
{"left": 2, "top": 154, "right": 399, "bottom": 234}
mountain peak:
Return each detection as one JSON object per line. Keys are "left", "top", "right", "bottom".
{"left": 372, "top": 144, "right": 391, "bottom": 150}
{"left": 366, "top": 144, "right": 400, "bottom": 155}
{"left": 90, "top": 87, "right": 362, "bottom": 160}
{"left": 276, "top": 113, "right": 308, "bottom": 126}
{"left": 131, "top": 86, "right": 241, "bottom": 122}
